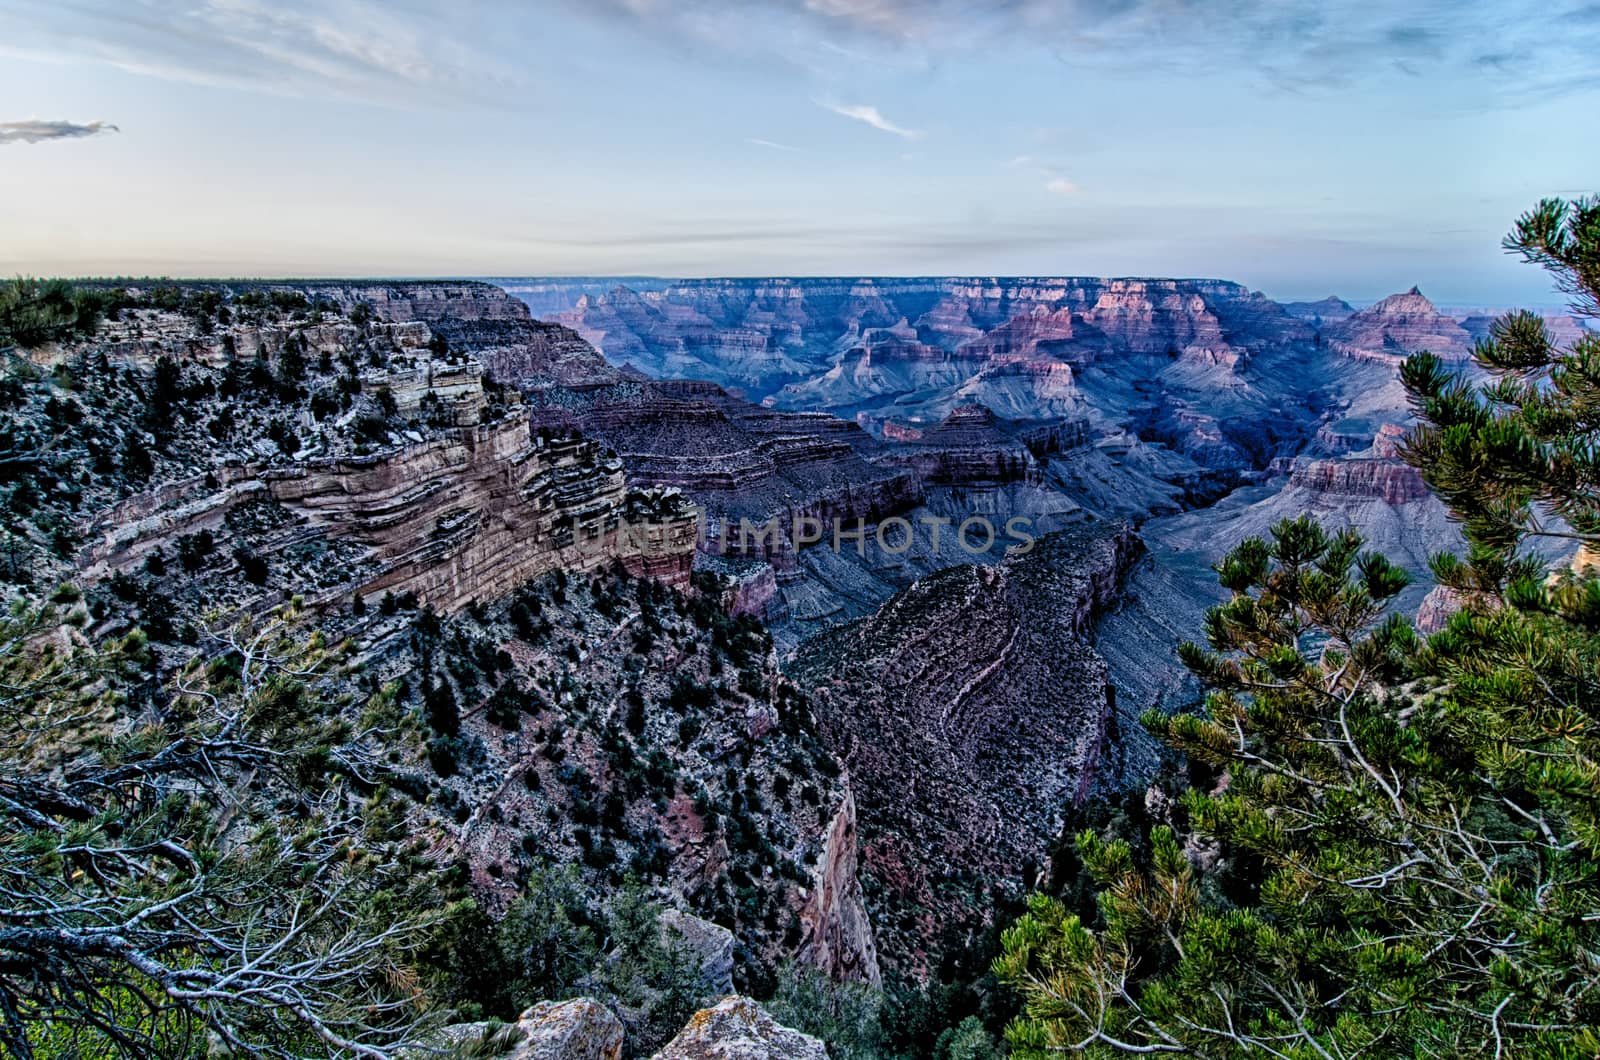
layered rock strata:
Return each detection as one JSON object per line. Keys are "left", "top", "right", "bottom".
{"left": 78, "top": 417, "right": 698, "bottom": 614}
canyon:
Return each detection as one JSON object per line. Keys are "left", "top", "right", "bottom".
{"left": 4, "top": 274, "right": 1591, "bottom": 997}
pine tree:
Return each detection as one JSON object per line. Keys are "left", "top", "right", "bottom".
{"left": 995, "top": 195, "right": 1600, "bottom": 1057}
{"left": 0, "top": 602, "right": 447, "bottom": 1057}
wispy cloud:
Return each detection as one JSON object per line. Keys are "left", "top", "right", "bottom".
{"left": 0, "top": 119, "right": 119, "bottom": 145}
{"left": 1007, "top": 154, "right": 1081, "bottom": 196}
{"left": 817, "top": 101, "right": 920, "bottom": 139}
{"left": 587, "top": 0, "right": 1600, "bottom": 102}
{"left": 746, "top": 137, "right": 803, "bottom": 152}
{"left": 0, "top": 0, "right": 518, "bottom": 107}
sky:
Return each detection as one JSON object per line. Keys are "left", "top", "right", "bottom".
{"left": 0, "top": 0, "right": 1597, "bottom": 305}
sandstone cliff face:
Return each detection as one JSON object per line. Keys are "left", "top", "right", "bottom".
{"left": 878, "top": 404, "right": 1044, "bottom": 484}
{"left": 41, "top": 284, "right": 697, "bottom": 620}
{"left": 528, "top": 379, "right": 922, "bottom": 571}
{"left": 1416, "top": 584, "right": 1465, "bottom": 634}
{"left": 790, "top": 525, "right": 1139, "bottom": 973}
{"left": 545, "top": 277, "right": 1306, "bottom": 411}
{"left": 291, "top": 281, "right": 623, "bottom": 387}
{"left": 430, "top": 999, "right": 625, "bottom": 1060}
{"left": 34, "top": 312, "right": 430, "bottom": 371}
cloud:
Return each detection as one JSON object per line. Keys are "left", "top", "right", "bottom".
{"left": 0, "top": 0, "right": 519, "bottom": 106}
{"left": 0, "top": 119, "right": 119, "bottom": 145}
{"left": 818, "top": 101, "right": 920, "bottom": 139}
{"left": 746, "top": 137, "right": 803, "bottom": 152}
{"left": 11, "top": 0, "right": 1593, "bottom": 112}
{"left": 1008, "top": 154, "right": 1080, "bottom": 196}
{"left": 585, "top": 0, "right": 1600, "bottom": 101}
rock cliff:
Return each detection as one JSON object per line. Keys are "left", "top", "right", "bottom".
{"left": 1287, "top": 456, "right": 1431, "bottom": 505}
{"left": 432, "top": 999, "right": 625, "bottom": 1060}
{"left": 795, "top": 789, "right": 881, "bottom": 986}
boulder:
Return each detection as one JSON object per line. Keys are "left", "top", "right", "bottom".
{"left": 651, "top": 996, "right": 829, "bottom": 1060}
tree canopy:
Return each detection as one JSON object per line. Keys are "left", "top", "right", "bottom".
{"left": 995, "top": 196, "right": 1600, "bottom": 1058}
{"left": 0, "top": 279, "right": 106, "bottom": 350}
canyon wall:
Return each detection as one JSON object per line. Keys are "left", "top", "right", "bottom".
{"left": 790, "top": 524, "right": 1140, "bottom": 974}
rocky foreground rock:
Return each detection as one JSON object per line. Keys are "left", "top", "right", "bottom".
{"left": 430, "top": 996, "right": 826, "bottom": 1060}
{"left": 650, "top": 997, "right": 828, "bottom": 1060}
{"left": 429, "top": 998, "right": 625, "bottom": 1059}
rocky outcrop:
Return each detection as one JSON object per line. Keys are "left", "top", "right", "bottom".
{"left": 880, "top": 404, "right": 1043, "bottom": 485}
{"left": 658, "top": 910, "right": 737, "bottom": 996}
{"left": 290, "top": 281, "right": 623, "bottom": 386}
{"left": 650, "top": 997, "right": 829, "bottom": 1060}
{"left": 39, "top": 312, "right": 431, "bottom": 371}
{"left": 796, "top": 789, "right": 881, "bottom": 986}
{"left": 706, "top": 558, "right": 784, "bottom": 621}
{"left": 428, "top": 996, "right": 826, "bottom": 1060}
{"left": 528, "top": 380, "right": 922, "bottom": 569}
{"left": 1416, "top": 584, "right": 1464, "bottom": 634}
{"left": 1324, "top": 288, "right": 1474, "bottom": 365}
{"left": 791, "top": 525, "right": 1139, "bottom": 973}
{"left": 426, "top": 999, "right": 624, "bottom": 1060}
{"left": 294, "top": 282, "right": 531, "bottom": 324}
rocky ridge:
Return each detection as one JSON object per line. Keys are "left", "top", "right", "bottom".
{"left": 790, "top": 524, "right": 1139, "bottom": 974}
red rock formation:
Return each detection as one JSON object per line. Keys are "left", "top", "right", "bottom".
{"left": 527, "top": 380, "right": 924, "bottom": 569}
{"left": 1416, "top": 584, "right": 1464, "bottom": 634}
{"left": 881, "top": 404, "right": 1042, "bottom": 484}
{"left": 548, "top": 277, "right": 1308, "bottom": 407}
{"left": 1324, "top": 287, "right": 1474, "bottom": 365}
